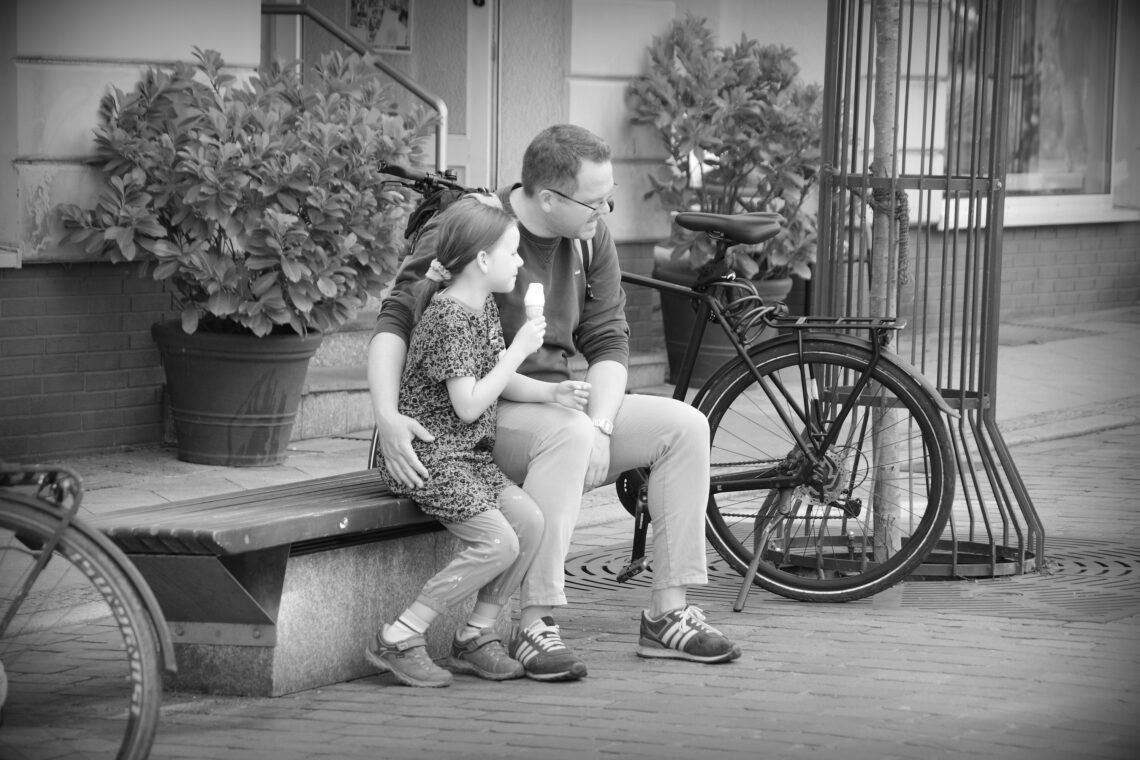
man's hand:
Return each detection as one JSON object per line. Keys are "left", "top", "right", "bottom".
{"left": 378, "top": 413, "right": 435, "bottom": 489}
{"left": 584, "top": 431, "right": 611, "bottom": 491}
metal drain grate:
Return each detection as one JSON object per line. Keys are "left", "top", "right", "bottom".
{"left": 564, "top": 537, "right": 1140, "bottom": 623}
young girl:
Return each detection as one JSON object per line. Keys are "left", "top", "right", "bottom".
{"left": 367, "top": 196, "right": 590, "bottom": 687}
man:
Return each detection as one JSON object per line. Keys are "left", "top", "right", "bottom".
{"left": 369, "top": 124, "right": 740, "bottom": 681}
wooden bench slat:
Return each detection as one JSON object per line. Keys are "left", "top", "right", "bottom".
{"left": 92, "top": 471, "right": 383, "bottom": 521}
{"left": 90, "top": 469, "right": 437, "bottom": 555}
{"left": 117, "top": 480, "right": 397, "bottom": 530}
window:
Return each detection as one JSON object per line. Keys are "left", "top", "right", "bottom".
{"left": 1006, "top": 0, "right": 1115, "bottom": 197}
{"left": 944, "top": 0, "right": 1136, "bottom": 227}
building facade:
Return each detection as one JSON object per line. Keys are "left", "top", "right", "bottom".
{"left": 1, "top": 0, "right": 1136, "bottom": 460}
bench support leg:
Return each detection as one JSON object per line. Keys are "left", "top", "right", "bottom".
{"left": 130, "top": 548, "right": 287, "bottom": 647}
{"left": 134, "top": 531, "right": 508, "bottom": 696}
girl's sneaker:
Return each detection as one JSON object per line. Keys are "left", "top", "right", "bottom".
{"left": 365, "top": 632, "right": 453, "bottom": 687}
{"left": 636, "top": 604, "right": 741, "bottom": 663}
{"left": 509, "top": 617, "right": 588, "bottom": 681}
{"left": 447, "top": 630, "right": 525, "bottom": 680}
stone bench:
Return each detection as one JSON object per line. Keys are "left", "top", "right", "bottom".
{"left": 90, "top": 469, "right": 482, "bottom": 697}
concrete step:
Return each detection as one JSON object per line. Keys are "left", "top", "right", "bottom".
{"left": 309, "top": 310, "right": 379, "bottom": 369}
{"left": 292, "top": 350, "right": 670, "bottom": 441}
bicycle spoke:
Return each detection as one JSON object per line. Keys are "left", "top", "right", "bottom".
{"left": 1, "top": 495, "right": 163, "bottom": 760}
{"left": 701, "top": 339, "right": 954, "bottom": 602}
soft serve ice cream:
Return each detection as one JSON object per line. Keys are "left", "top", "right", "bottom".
{"left": 524, "top": 283, "right": 545, "bottom": 319}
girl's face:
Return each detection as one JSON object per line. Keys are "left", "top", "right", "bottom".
{"left": 482, "top": 225, "right": 523, "bottom": 293}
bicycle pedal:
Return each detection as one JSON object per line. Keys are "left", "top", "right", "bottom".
{"left": 616, "top": 557, "right": 650, "bottom": 583}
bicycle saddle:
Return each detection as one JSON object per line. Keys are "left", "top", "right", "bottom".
{"left": 676, "top": 211, "right": 785, "bottom": 244}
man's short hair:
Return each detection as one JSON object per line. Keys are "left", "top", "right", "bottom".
{"left": 520, "top": 124, "right": 611, "bottom": 196}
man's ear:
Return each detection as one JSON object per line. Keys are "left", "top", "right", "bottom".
{"left": 537, "top": 189, "right": 556, "bottom": 214}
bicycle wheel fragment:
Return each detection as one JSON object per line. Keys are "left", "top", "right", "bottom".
{"left": 0, "top": 493, "right": 163, "bottom": 760}
{"left": 699, "top": 337, "right": 954, "bottom": 602}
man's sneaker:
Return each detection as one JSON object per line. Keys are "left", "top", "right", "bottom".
{"left": 636, "top": 604, "right": 741, "bottom": 663}
{"left": 365, "top": 632, "right": 453, "bottom": 687}
{"left": 447, "top": 630, "right": 525, "bottom": 681}
{"left": 509, "top": 617, "right": 588, "bottom": 681}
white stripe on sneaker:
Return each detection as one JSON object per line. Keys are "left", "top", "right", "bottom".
{"left": 514, "top": 640, "right": 538, "bottom": 663}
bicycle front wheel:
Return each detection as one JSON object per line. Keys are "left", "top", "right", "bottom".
{"left": 699, "top": 336, "right": 954, "bottom": 602}
{"left": 0, "top": 492, "right": 163, "bottom": 760}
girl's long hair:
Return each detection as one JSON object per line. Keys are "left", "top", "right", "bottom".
{"left": 410, "top": 196, "right": 517, "bottom": 320}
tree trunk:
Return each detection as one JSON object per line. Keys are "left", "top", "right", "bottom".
{"left": 870, "top": 0, "right": 905, "bottom": 559}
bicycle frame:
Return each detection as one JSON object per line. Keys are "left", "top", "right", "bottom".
{"left": 623, "top": 271, "right": 904, "bottom": 474}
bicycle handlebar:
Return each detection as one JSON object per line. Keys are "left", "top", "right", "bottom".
{"left": 378, "top": 162, "right": 480, "bottom": 194}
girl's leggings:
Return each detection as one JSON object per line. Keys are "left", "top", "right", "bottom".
{"left": 415, "top": 484, "right": 544, "bottom": 614}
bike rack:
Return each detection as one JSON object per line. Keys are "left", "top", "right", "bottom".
{"left": 815, "top": 0, "right": 1044, "bottom": 579}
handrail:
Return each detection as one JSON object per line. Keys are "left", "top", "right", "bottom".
{"left": 261, "top": 2, "right": 448, "bottom": 171}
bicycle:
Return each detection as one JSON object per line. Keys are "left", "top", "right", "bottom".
{"left": 616, "top": 211, "right": 956, "bottom": 605}
{"left": 0, "top": 461, "right": 176, "bottom": 760}
{"left": 373, "top": 165, "right": 956, "bottom": 606}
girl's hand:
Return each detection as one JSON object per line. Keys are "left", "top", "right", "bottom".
{"left": 553, "top": 380, "right": 590, "bottom": 411}
{"left": 511, "top": 317, "right": 546, "bottom": 357}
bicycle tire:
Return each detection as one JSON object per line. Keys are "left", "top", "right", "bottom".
{"left": 697, "top": 336, "right": 954, "bottom": 602}
{"left": 0, "top": 492, "right": 163, "bottom": 760}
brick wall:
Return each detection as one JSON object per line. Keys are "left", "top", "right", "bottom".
{"left": 999, "top": 222, "right": 1140, "bottom": 319}
{"left": 617, "top": 241, "right": 664, "bottom": 354}
{"left": 0, "top": 262, "right": 176, "bottom": 461}
{"left": 834, "top": 220, "right": 1140, "bottom": 331}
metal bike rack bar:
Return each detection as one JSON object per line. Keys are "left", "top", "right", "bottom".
{"left": 815, "top": 0, "right": 1045, "bottom": 578}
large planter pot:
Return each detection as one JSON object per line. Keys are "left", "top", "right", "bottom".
{"left": 151, "top": 320, "right": 324, "bottom": 466}
{"left": 654, "top": 249, "right": 793, "bottom": 385}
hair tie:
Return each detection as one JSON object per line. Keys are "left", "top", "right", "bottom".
{"left": 425, "top": 259, "right": 452, "bottom": 283}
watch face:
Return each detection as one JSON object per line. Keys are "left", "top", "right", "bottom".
{"left": 595, "top": 418, "right": 613, "bottom": 435}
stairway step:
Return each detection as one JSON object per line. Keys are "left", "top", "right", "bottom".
{"left": 292, "top": 350, "right": 670, "bottom": 441}
{"left": 310, "top": 310, "right": 380, "bottom": 369}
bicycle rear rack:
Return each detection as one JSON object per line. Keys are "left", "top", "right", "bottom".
{"left": 709, "top": 277, "right": 905, "bottom": 347}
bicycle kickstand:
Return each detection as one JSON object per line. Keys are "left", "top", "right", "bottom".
{"left": 616, "top": 470, "right": 651, "bottom": 583}
{"left": 733, "top": 488, "right": 792, "bottom": 612}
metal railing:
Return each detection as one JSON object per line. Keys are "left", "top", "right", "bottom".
{"left": 261, "top": 2, "right": 449, "bottom": 171}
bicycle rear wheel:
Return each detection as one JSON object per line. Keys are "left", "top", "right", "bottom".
{"left": 0, "top": 492, "right": 163, "bottom": 760}
{"left": 698, "top": 336, "right": 954, "bottom": 602}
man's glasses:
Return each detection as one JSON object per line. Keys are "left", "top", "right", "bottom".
{"left": 545, "top": 186, "right": 616, "bottom": 215}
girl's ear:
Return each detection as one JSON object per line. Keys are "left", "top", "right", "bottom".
{"left": 477, "top": 251, "right": 489, "bottom": 273}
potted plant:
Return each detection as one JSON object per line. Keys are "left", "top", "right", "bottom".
{"left": 627, "top": 15, "right": 823, "bottom": 380}
{"left": 57, "top": 48, "right": 433, "bottom": 465}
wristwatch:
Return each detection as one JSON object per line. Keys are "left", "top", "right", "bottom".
{"left": 593, "top": 418, "right": 614, "bottom": 436}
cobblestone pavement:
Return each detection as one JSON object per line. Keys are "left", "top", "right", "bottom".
{"left": 136, "top": 424, "right": 1140, "bottom": 760}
